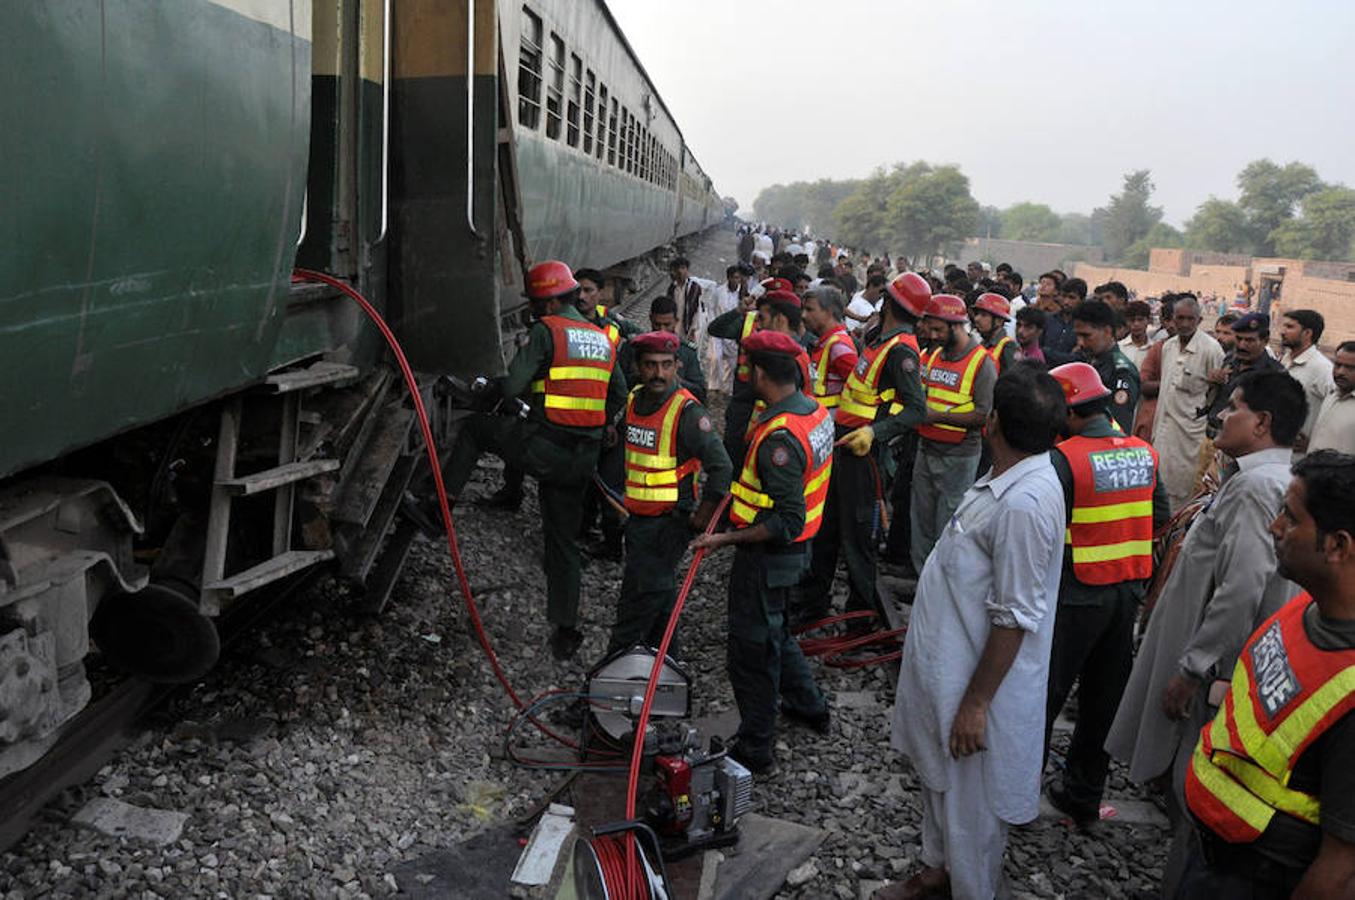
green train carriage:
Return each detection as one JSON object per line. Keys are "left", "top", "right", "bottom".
{"left": 0, "top": 0, "right": 725, "bottom": 779}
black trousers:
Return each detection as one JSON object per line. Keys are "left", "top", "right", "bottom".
{"left": 882, "top": 431, "right": 919, "bottom": 566}
{"left": 802, "top": 444, "right": 880, "bottom": 616}
{"left": 723, "top": 398, "right": 754, "bottom": 477}
{"left": 1173, "top": 830, "right": 1305, "bottom": 899}
{"left": 727, "top": 545, "right": 825, "bottom": 766}
{"left": 1043, "top": 591, "right": 1138, "bottom": 808}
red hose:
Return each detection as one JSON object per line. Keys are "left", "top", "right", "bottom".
{"left": 619, "top": 494, "right": 730, "bottom": 893}
{"left": 292, "top": 269, "right": 580, "bottom": 748}
{"left": 794, "top": 610, "right": 906, "bottom": 668}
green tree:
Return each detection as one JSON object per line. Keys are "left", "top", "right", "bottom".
{"left": 1183, "top": 198, "right": 1252, "bottom": 254}
{"left": 1236, "top": 159, "right": 1324, "bottom": 256}
{"left": 1001, "top": 202, "right": 1062, "bottom": 242}
{"left": 1098, "top": 170, "right": 1163, "bottom": 262}
{"left": 1270, "top": 186, "right": 1355, "bottom": 260}
{"left": 832, "top": 167, "right": 893, "bottom": 250}
{"left": 752, "top": 178, "right": 861, "bottom": 233}
{"left": 1122, "top": 222, "right": 1183, "bottom": 269}
{"left": 1057, "top": 211, "right": 1096, "bottom": 246}
{"left": 886, "top": 163, "right": 980, "bottom": 260}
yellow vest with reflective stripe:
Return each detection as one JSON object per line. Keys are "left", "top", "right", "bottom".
{"left": 810, "top": 329, "right": 852, "bottom": 408}
{"left": 734, "top": 311, "right": 757, "bottom": 382}
{"left": 623, "top": 386, "right": 700, "bottom": 515}
{"left": 1186, "top": 594, "right": 1355, "bottom": 843}
{"left": 918, "top": 344, "right": 986, "bottom": 444}
{"left": 835, "top": 331, "right": 918, "bottom": 428}
{"left": 528, "top": 315, "right": 615, "bottom": 427}
{"left": 729, "top": 404, "right": 834, "bottom": 542}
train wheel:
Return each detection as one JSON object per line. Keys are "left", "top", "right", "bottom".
{"left": 90, "top": 583, "right": 220, "bottom": 684}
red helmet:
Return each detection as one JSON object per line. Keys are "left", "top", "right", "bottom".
{"left": 922, "top": 293, "right": 968, "bottom": 324}
{"left": 973, "top": 292, "right": 1011, "bottom": 320}
{"left": 885, "top": 272, "right": 931, "bottom": 317}
{"left": 525, "top": 260, "right": 579, "bottom": 300}
{"left": 1049, "top": 362, "right": 1111, "bottom": 406}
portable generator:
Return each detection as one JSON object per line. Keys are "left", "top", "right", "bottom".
{"left": 582, "top": 646, "right": 753, "bottom": 860}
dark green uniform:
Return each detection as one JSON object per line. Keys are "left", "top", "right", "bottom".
{"left": 983, "top": 332, "right": 1020, "bottom": 374}
{"left": 727, "top": 391, "right": 828, "bottom": 770}
{"left": 1085, "top": 345, "right": 1141, "bottom": 434}
{"left": 707, "top": 307, "right": 758, "bottom": 466}
{"left": 802, "top": 322, "right": 926, "bottom": 619}
{"left": 1044, "top": 416, "right": 1169, "bottom": 816}
{"left": 607, "top": 385, "right": 731, "bottom": 653}
{"left": 442, "top": 305, "right": 627, "bottom": 630}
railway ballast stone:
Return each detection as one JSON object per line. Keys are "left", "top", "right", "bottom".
{"left": 70, "top": 798, "right": 189, "bottom": 846}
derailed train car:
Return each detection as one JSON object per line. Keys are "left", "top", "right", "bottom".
{"left": 0, "top": 0, "right": 723, "bottom": 777}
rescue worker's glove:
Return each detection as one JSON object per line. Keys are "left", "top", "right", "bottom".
{"left": 837, "top": 425, "right": 875, "bottom": 457}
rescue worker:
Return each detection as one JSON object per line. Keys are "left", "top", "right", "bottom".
{"left": 572, "top": 268, "right": 638, "bottom": 561}
{"left": 1180, "top": 451, "right": 1355, "bottom": 897}
{"left": 1042, "top": 362, "right": 1169, "bottom": 827}
{"left": 607, "top": 332, "right": 731, "bottom": 655}
{"left": 412, "top": 261, "right": 625, "bottom": 660}
{"left": 802, "top": 285, "right": 857, "bottom": 411}
{"left": 482, "top": 269, "right": 638, "bottom": 515}
{"left": 972, "top": 289, "right": 1018, "bottom": 477}
{"left": 1071, "top": 300, "right": 1140, "bottom": 434}
{"left": 803, "top": 273, "right": 929, "bottom": 623}
{"left": 706, "top": 279, "right": 800, "bottom": 466}
{"left": 972, "top": 291, "right": 1018, "bottom": 375}
{"left": 879, "top": 274, "right": 935, "bottom": 576}
{"left": 708, "top": 278, "right": 777, "bottom": 465}
{"left": 911, "top": 294, "right": 997, "bottom": 573}
{"left": 690, "top": 330, "right": 834, "bottom": 775}
{"left": 618, "top": 295, "right": 707, "bottom": 405}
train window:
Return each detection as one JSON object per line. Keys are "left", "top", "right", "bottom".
{"left": 625, "top": 112, "right": 635, "bottom": 174}
{"left": 567, "top": 54, "right": 582, "bottom": 148}
{"left": 598, "top": 85, "right": 610, "bottom": 161}
{"left": 628, "top": 114, "right": 637, "bottom": 175}
{"left": 607, "top": 98, "right": 618, "bottom": 166}
{"left": 518, "top": 7, "right": 543, "bottom": 130}
{"left": 583, "top": 70, "right": 596, "bottom": 155}
{"left": 545, "top": 33, "right": 564, "bottom": 140}
{"left": 642, "top": 130, "right": 650, "bottom": 181}
{"left": 620, "top": 108, "right": 629, "bottom": 172}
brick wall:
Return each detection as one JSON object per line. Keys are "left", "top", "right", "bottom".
{"left": 1072, "top": 262, "right": 1355, "bottom": 346}
{"left": 1149, "top": 248, "right": 1188, "bottom": 275}
{"left": 1274, "top": 276, "right": 1355, "bottom": 347}
{"left": 1300, "top": 260, "right": 1355, "bottom": 281}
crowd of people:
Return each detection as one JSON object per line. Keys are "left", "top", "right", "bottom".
{"left": 404, "top": 227, "right": 1355, "bottom": 899}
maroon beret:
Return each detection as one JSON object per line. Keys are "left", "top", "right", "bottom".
{"left": 742, "top": 329, "right": 805, "bottom": 358}
{"left": 629, "top": 330, "right": 680, "bottom": 356}
{"left": 762, "top": 288, "right": 802, "bottom": 308}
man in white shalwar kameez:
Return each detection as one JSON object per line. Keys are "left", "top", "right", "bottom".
{"left": 1151, "top": 295, "right": 1225, "bottom": 511}
{"left": 880, "top": 367, "right": 1068, "bottom": 900}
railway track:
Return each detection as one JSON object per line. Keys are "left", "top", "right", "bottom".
{"left": 0, "top": 571, "right": 321, "bottom": 854}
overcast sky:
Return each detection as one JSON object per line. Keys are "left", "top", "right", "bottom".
{"left": 607, "top": 0, "right": 1355, "bottom": 226}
